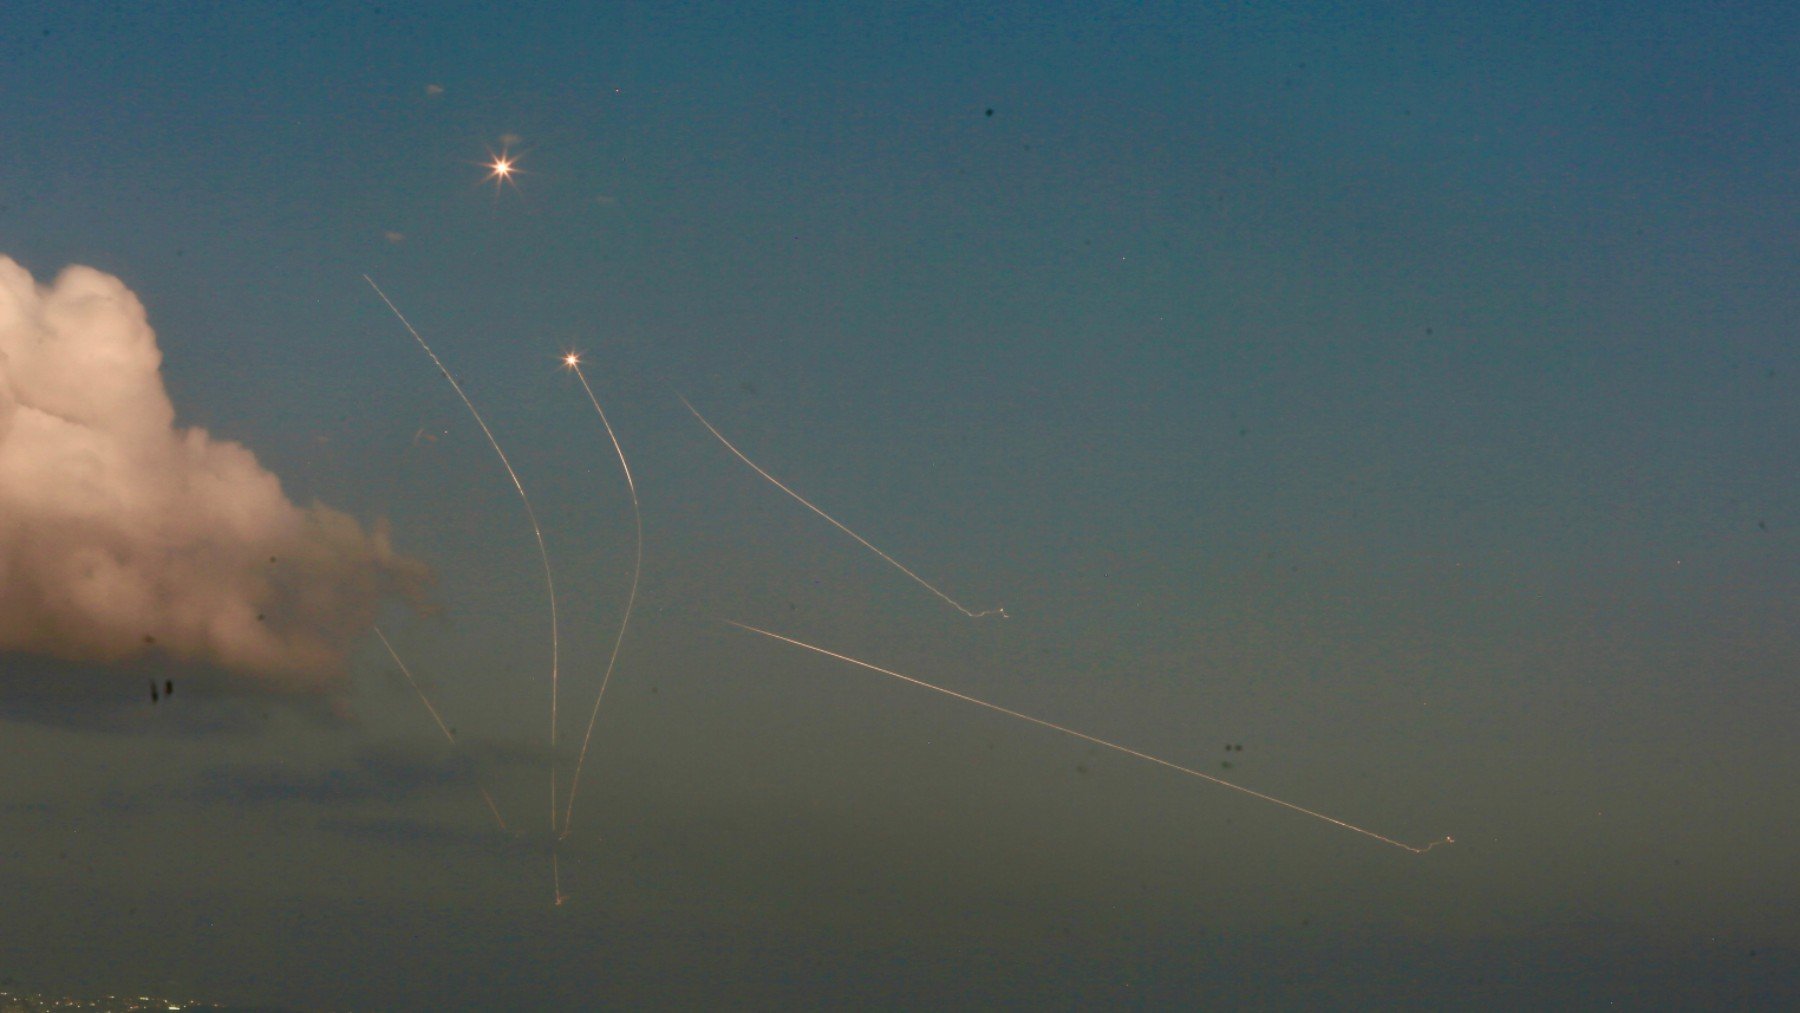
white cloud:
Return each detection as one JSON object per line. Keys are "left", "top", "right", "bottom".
{"left": 0, "top": 256, "right": 428, "bottom": 687}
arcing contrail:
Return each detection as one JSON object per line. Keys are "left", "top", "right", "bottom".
{"left": 560, "top": 355, "right": 642, "bottom": 838}
{"left": 364, "top": 275, "right": 564, "bottom": 902}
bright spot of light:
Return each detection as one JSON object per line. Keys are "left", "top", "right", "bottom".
{"left": 480, "top": 142, "right": 525, "bottom": 193}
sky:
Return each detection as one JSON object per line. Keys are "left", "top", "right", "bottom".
{"left": 1, "top": 2, "right": 1796, "bottom": 1008}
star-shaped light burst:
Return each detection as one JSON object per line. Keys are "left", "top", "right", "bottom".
{"left": 479, "top": 140, "right": 526, "bottom": 195}
{"left": 562, "top": 352, "right": 582, "bottom": 369}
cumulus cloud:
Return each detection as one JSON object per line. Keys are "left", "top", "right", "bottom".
{"left": 0, "top": 256, "right": 428, "bottom": 687}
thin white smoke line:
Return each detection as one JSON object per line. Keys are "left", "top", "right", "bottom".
{"left": 727, "top": 620, "right": 1452, "bottom": 855}
{"left": 680, "top": 393, "right": 1006, "bottom": 619}
{"left": 561, "top": 360, "right": 643, "bottom": 836}
{"left": 373, "top": 625, "right": 509, "bottom": 833}
{"left": 375, "top": 626, "right": 452, "bottom": 741}
{"left": 362, "top": 276, "right": 564, "bottom": 861}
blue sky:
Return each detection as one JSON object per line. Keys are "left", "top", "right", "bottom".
{"left": 1, "top": 3, "right": 1795, "bottom": 1007}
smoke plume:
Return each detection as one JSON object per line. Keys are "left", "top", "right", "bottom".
{"left": 0, "top": 256, "right": 428, "bottom": 686}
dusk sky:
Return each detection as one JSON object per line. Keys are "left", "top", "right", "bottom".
{"left": 2, "top": 3, "right": 1796, "bottom": 1008}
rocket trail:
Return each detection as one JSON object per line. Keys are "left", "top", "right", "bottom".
{"left": 364, "top": 276, "right": 563, "bottom": 897}
{"left": 375, "top": 626, "right": 453, "bottom": 742}
{"left": 374, "top": 626, "right": 509, "bottom": 833}
{"left": 680, "top": 394, "right": 1006, "bottom": 619}
{"left": 727, "top": 621, "right": 1452, "bottom": 855}
{"left": 561, "top": 357, "right": 643, "bottom": 837}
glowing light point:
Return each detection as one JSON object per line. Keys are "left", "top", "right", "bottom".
{"left": 563, "top": 353, "right": 581, "bottom": 368}
{"left": 479, "top": 144, "right": 525, "bottom": 194}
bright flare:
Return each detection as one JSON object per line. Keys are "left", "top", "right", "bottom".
{"left": 480, "top": 144, "right": 524, "bottom": 194}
